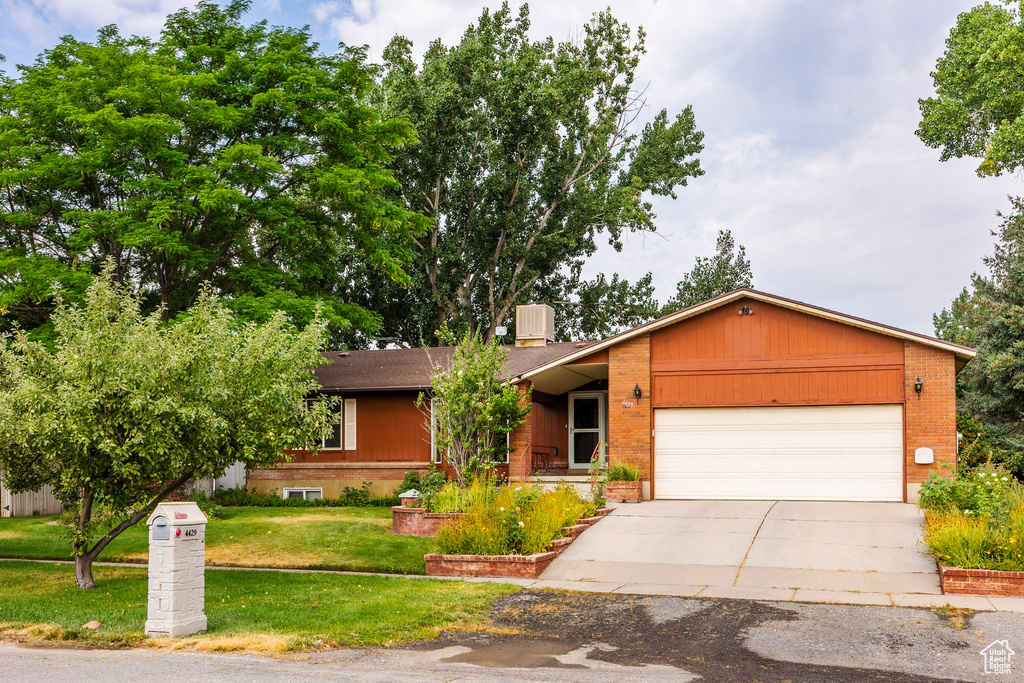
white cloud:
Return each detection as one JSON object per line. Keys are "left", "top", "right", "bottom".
{"left": 0, "top": 0, "right": 1014, "bottom": 335}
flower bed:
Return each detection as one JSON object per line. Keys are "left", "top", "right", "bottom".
{"left": 421, "top": 485, "right": 611, "bottom": 579}
{"left": 425, "top": 506, "right": 612, "bottom": 579}
{"left": 919, "top": 467, "right": 1024, "bottom": 594}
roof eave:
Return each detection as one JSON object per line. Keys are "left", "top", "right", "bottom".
{"left": 517, "top": 288, "right": 976, "bottom": 382}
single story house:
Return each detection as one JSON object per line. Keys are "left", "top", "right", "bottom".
{"left": 248, "top": 289, "right": 973, "bottom": 504}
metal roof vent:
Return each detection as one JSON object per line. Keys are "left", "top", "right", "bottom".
{"left": 515, "top": 304, "right": 555, "bottom": 347}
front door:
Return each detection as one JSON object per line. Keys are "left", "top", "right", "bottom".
{"left": 569, "top": 392, "right": 606, "bottom": 468}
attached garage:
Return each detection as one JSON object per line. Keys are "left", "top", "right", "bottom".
{"left": 653, "top": 405, "right": 904, "bottom": 501}
{"left": 513, "top": 288, "right": 973, "bottom": 503}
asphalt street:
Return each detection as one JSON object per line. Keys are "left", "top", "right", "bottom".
{"left": 4, "top": 591, "right": 1023, "bottom": 682}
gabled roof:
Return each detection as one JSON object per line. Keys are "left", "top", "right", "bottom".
{"left": 515, "top": 288, "right": 976, "bottom": 383}
{"left": 315, "top": 341, "right": 597, "bottom": 392}
{"left": 317, "top": 288, "right": 976, "bottom": 392}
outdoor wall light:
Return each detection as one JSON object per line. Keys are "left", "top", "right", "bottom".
{"left": 914, "top": 378, "right": 923, "bottom": 394}
{"left": 633, "top": 383, "right": 642, "bottom": 400}
{"left": 739, "top": 306, "right": 753, "bottom": 316}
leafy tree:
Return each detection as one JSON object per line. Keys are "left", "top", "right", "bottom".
{"left": 956, "top": 199, "right": 1024, "bottom": 423}
{"left": 547, "top": 272, "right": 659, "bottom": 342}
{"left": 372, "top": 3, "right": 704, "bottom": 345}
{"left": 917, "top": 1, "right": 1024, "bottom": 176}
{"left": 933, "top": 286, "right": 981, "bottom": 348}
{"left": 661, "top": 229, "right": 752, "bottom": 314}
{"left": 0, "top": 267, "right": 335, "bottom": 589}
{"left": 420, "top": 330, "right": 531, "bottom": 485}
{"left": 0, "top": 1, "right": 426, "bottom": 343}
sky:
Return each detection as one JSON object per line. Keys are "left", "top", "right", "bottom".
{"left": 0, "top": 0, "right": 1017, "bottom": 336}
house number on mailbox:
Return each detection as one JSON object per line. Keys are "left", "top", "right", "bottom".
{"left": 184, "top": 528, "right": 198, "bottom": 537}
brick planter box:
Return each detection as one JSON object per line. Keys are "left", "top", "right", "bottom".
{"left": 391, "top": 507, "right": 466, "bottom": 537}
{"left": 605, "top": 481, "right": 642, "bottom": 502}
{"left": 424, "top": 506, "right": 613, "bottom": 579}
{"left": 939, "top": 563, "right": 1024, "bottom": 596}
{"left": 425, "top": 551, "right": 560, "bottom": 579}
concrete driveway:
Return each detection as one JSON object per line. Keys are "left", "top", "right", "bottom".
{"left": 540, "top": 500, "right": 942, "bottom": 602}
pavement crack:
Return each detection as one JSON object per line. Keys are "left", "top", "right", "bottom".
{"left": 733, "top": 501, "right": 778, "bottom": 587}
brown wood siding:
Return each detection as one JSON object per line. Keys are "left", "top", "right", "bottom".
{"left": 650, "top": 299, "right": 905, "bottom": 407}
{"left": 289, "top": 391, "right": 431, "bottom": 463}
{"left": 531, "top": 395, "right": 568, "bottom": 457}
{"left": 569, "top": 348, "right": 608, "bottom": 365}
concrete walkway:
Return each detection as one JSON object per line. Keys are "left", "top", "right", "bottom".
{"left": 530, "top": 499, "right": 1024, "bottom": 611}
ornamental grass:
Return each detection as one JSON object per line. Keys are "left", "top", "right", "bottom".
{"left": 436, "top": 482, "right": 597, "bottom": 556}
{"left": 919, "top": 466, "right": 1024, "bottom": 571}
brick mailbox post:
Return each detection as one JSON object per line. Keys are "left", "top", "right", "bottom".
{"left": 144, "top": 502, "right": 208, "bottom": 638}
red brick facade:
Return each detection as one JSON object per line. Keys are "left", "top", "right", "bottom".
{"left": 509, "top": 381, "right": 534, "bottom": 481}
{"left": 940, "top": 564, "right": 1024, "bottom": 596}
{"left": 608, "top": 334, "right": 653, "bottom": 480}
{"left": 904, "top": 341, "right": 958, "bottom": 486}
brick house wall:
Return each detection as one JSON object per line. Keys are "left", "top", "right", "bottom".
{"left": 608, "top": 334, "right": 653, "bottom": 497}
{"left": 904, "top": 341, "right": 958, "bottom": 501}
{"left": 509, "top": 381, "right": 534, "bottom": 481}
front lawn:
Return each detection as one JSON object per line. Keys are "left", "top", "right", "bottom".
{"left": 0, "top": 560, "right": 517, "bottom": 650}
{"left": 0, "top": 507, "right": 434, "bottom": 574}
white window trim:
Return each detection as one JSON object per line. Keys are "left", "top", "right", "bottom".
{"left": 282, "top": 487, "right": 323, "bottom": 500}
{"left": 430, "top": 398, "right": 441, "bottom": 464}
{"left": 344, "top": 398, "right": 357, "bottom": 450}
{"left": 568, "top": 391, "right": 607, "bottom": 468}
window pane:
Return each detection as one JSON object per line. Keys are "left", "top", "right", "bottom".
{"left": 573, "top": 398, "right": 599, "bottom": 429}
{"left": 286, "top": 490, "right": 305, "bottom": 499}
{"left": 324, "top": 422, "right": 341, "bottom": 449}
{"left": 574, "top": 432, "right": 599, "bottom": 465}
{"left": 305, "top": 489, "right": 322, "bottom": 500}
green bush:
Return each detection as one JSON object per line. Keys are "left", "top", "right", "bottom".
{"left": 606, "top": 462, "right": 641, "bottom": 482}
{"left": 919, "top": 465, "right": 1024, "bottom": 570}
{"left": 436, "top": 483, "right": 596, "bottom": 556}
{"left": 212, "top": 484, "right": 399, "bottom": 508}
{"left": 398, "top": 467, "right": 448, "bottom": 502}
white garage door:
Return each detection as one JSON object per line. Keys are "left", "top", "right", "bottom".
{"left": 654, "top": 405, "right": 903, "bottom": 501}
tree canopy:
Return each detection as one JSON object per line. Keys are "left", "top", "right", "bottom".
{"left": 661, "top": 229, "right": 752, "bottom": 314}
{"left": 0, "top": 0, "right": 426, "bottom": 343}
{"left": 917, "top": 1, "right": 1024, "bottom": 176}
{"left": 362, "top": 3, "right": 703, "bottom": 346}
{"left": 0, "top": 267, "right": 336, "bottom": 588}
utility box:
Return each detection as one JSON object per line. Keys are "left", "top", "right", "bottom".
{"left": 144, "top": 502, "right": 208, "bottom": 638}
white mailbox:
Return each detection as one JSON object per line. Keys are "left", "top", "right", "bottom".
{"left": 914, "top": 447, "right": 935, "bottom": 465}
{"left": 144, "top": 502, "right": 208, "bottom": 638}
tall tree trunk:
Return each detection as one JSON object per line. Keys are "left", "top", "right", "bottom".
{"left": 75, "top": 553, "right": 97, "bottom": 590}
{"left": 74, "top": 485, "right": 95, "bottom": 589}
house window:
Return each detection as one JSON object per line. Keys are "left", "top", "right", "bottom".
{"left": 307, "top": 397, "right": 357, "bottom": 450}
{"left": 283, "top": 487, "right": 322, "bottom": 500}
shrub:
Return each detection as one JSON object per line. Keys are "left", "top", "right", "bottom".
{"left": 607, "top": 462, "right": 641, "bottom": 482}
{"left": 212, "top": 484, "right": 399, "bottom": 508}
{"left": 919, "top": 465, "right": 1024, "bottom": 570}
{"left": 398, "top": 467, "right": 447, "bottom": 501}
{"left": 189, "top": 490, "right": 226, "bottom": 520}
{"left": 435, "top": 482, "right": 595, "bottom": 556}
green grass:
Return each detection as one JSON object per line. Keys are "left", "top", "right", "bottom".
{"left": 0, "top": 508, "right": 435, "bottom": 574}
{"left": 0, "top": 560, "right": 517, "bottom": 650}
{"left": 924, "top": 505, "right": 1024, "bottom": 571}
